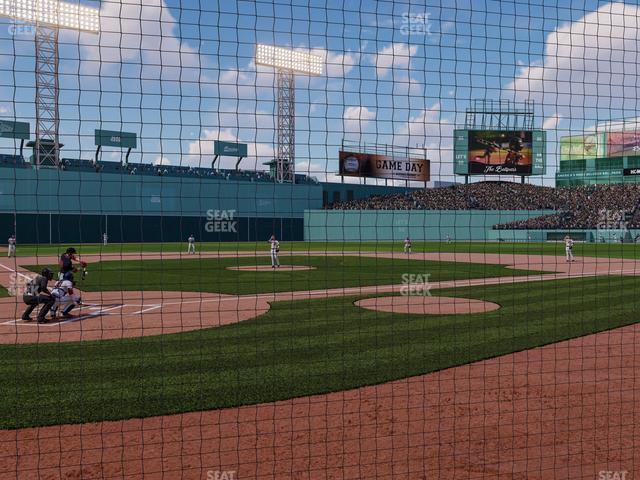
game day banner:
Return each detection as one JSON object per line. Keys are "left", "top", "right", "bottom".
{"left": 339, "top": 151, "right": 430, "bottom": 181}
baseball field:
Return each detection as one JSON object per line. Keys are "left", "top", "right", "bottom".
{"left": 0, "top": 241, "right": 638, "bottom": 478}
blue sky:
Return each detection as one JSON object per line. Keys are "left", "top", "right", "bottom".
{"left": 0, "top": 0, "right": 636, "bottom": 185}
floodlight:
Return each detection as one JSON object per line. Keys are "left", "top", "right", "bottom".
{"left": 255, "top": 45, "right": 324, "bottom": 183}
{"left": 0, "top": 0, "right": 100, "bottom": 166}
{"left": 255, "top": 44, "right": 323, "bottom": 76}
{"left": 0, "top": 0, "right": 99, "bottom": 32}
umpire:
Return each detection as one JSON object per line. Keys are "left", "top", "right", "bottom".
{"left": 21, "top": 268, "right": 55, "bottom": 323}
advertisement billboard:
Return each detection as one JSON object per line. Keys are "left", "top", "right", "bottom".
{"left": 559, "top": 134, "right": 604, "bottom": 161}
{"left": 95, "top": 130, "right": 137, "bottom": 149}
{"left": 0, "top": 120, "right": 29, "bottom": 140}
{"left": 466, "top": 130, "right": 533, "bottom": 175}
{"left": 607, "top": 131, "right": 640, "bottom": 157}
{"left": 338, "top": 151, "right": 430, "bottom": 181}
{"left": 214, "top": 140, "right": 248, "bottom": 157}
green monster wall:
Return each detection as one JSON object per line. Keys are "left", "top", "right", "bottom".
{"left": 304, "top": 209, "right": 556, "bottom": 241}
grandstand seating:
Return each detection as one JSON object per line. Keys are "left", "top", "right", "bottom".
{"left": 30, "top": 158, "right": 319, "bottom": 184}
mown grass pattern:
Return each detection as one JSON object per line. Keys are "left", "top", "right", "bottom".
{"left": 0, "top": 276, "right": 637, "bottom": 429}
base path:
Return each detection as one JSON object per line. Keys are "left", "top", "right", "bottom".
{"left": 0, "top": 250, "right": 639, "bottom": 478}
{"left": 1, "top": 323, "right": 637, "bottom": 479}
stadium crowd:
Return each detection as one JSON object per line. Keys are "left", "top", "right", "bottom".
{"left": 330, "top": 181, "right": 640, "bottom": 229}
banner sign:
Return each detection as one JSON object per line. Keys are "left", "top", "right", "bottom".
{"left": 0, "top": 120, "right": 30, "bottom": 140}
{"left": 608, "top": 131, "right": 640, "bottom": 157}
{"left": 95, "top": 130, "right": 137, "bottom": 149}
{"left": 338, "top": 151, "right": 430, "bottom": 181}
{"left": 559, "top": 134, "right": 604, "bottom": 161}
{"left": 214, "top": 140, "right": 248, "bottom": 157}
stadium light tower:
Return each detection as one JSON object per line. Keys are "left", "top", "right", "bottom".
{"left": 0, "top": 0, "right": 100, "bottom": 167}
{"left": 255, "top": 44, "right": 323, "bottom": 183}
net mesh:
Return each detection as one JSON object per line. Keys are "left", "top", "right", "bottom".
{"left": 0, "top": 1, "right": 638, "bottom": 479}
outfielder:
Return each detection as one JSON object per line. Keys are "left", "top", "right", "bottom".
{"left": 564, "top": 235, "right": 575, "bottom": 262}
{"left": 269, "top": 235, "right": 280, "bottom": 268}
{"left": 50, "top": 272, "right": 82, "bottom": 319}
{"left": 187, "top": 234, "right": 196, "bottom": 254}
{"left": 7, "top": 234, "right": 16, "bottom": 257}
{"left": 404, "top": 237, "right": 412, "bottom": 254}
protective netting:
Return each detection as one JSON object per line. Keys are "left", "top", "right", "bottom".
{"left": 0, "top": 1, "right": 638, "bottom": 479}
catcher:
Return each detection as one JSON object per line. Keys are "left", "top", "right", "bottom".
{"left": 50, "top": 271, "right": 82, "bottom": 319}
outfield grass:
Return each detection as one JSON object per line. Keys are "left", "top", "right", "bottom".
{"left": 9, "top": 240, "right": 640, "bottom": 259}
{"left": 0, "top": 275, "right": 638, "bottom": 429}
{"left": 0, "top": 286, "right": 8, "bottom": 298}
{"left": 26, "top": 256, "right": 539, "bottom": 295}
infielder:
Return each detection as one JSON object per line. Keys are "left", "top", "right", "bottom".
{"left": 404, "top": 237, "right": 412, "bottom": 254}
{"left": 564, "top": 235, "right": 575, "bottom": 262}
{"left": 7, "top": 234, "right": 16, "bottom": 257}
{"left": 187, "top": 234, "right": 196, "bottom": 254}
{"left": 50, "top": 272, "right": 82, "bottom": 319}
{"left": 269, "top": 235, "right": 280, "bottom": 268}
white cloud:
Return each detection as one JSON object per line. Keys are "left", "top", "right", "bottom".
{"left": 78, "top": 0, "right": 201, "bottom": 80}
{"left": 543, "top": 113, "right": 563, "bottom": 130}
{"left": 372, "top": 43, "right": 419, "bottom": 78}
{"left": 185, "top": 128, "right": 274, "bottom": 170}
{"left": 394, "top": 103, "right": 455, "bottom": 179}
{"left": 309, "top": 48, "right": 359, "bottom": 77}
{"left": 153, "top": 156, "right": 171, "bottom": 166}
{"left": 506, "top": 2, "right": 640, "bottom": 116}
{"left": 343, "top": 106, "right": 376, "bottom": 137}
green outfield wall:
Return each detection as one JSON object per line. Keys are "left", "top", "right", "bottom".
{"left": 304, "top": 210, "right": 556, "bottom": 241}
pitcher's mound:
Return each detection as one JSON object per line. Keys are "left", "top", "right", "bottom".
{"left": 227, "top": 265, "right": 316, "bottom": 272}
{"left": 355, "top": 296, "right": 500, "bottom": 315}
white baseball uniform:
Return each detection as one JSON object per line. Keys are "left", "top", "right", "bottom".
{"left": 51, "top": 280, "right": 81, "bottom": 315}
{"left": 565, "top": 238, "right": 575, "bottom": 262}
{"left": 270, "top": 239, "right": 280, "bottom": 268}
{"left": 187, "top": 235, "right": 196, "bottom": 254}
{"left": 404, "top": 238, "right": 411, "bottom": 254}
{"left": 103, "top": 233, "right": 108, "bottom": 246}
{"left": 7, "top": 236, "right": 16, "bottom": 257}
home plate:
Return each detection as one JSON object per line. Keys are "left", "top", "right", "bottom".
{"left": 226, "top": 265, "right": 316, "bottom": 271}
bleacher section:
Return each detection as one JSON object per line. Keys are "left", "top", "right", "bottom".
{"left": 0, "top": 156, "right": 319, "bottom": 184}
